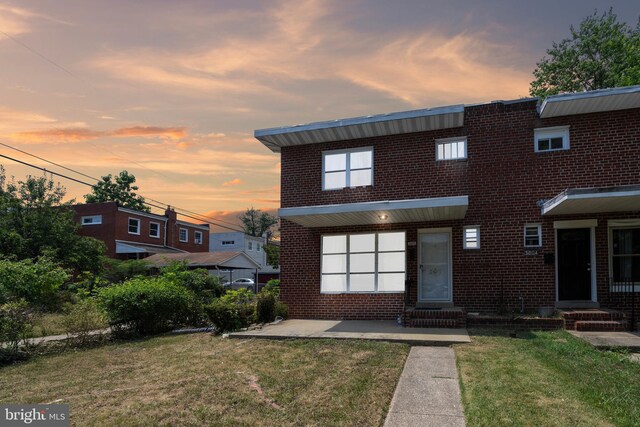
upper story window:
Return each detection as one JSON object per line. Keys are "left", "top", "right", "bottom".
{"left": 128, "top": 218, "right": 140, "bottom": 235}
{"left": 323, "top": 147, "right": 373, "bottom": 190}
{"left": 179, "top": 228, "right": 188, "bottom": 243}
{"left": 149, "top": 222, "right": 160, "bottom": 238}
{"left": 534, "top": 126, "right": 569, "bottom": 152}
{"left": 194, "top": 231, "right": 203, "bottom": 245}
{"left": 81, "top": 215, "right": 102, "bottom": 226}
{"left": 463, "top": 226, "right": 480, "bottom": 249}
{"left": 256, "top": 243, "right": 262, "bottom": 252}
{"left": 436, "top": 137, "right": 467, "bottom": 161}
{"left": 524, "top": 224, "right": 542, "bottom": 247}
{"left": 221, "top": 240, "right": 235, "bottom": 246}
{"left": 248, "top": 241, "right": 254, "bottom": 251}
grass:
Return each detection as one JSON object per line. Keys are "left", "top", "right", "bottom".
{"left": 30, "top": 312, "right": 68, "bottom": 337}
{"left": 455, "top": 329, "right": 640, "bottom": 427}
{"left": 0, "top": 334, "right": 409, "bottom": 426}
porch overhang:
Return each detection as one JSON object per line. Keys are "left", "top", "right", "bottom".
{"left": 279, "top": 196, "right": 468, "bottom": 228}
{"left": 541, "top": 185, "right": 640, "bottom": 216}
{"left": 539, "top": 85, "right": 640, "bottom": 118}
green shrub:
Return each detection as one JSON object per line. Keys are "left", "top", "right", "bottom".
{"left": 102, "top": 258, "right": 151, "bottom": 283}
{"left": 205, "top": 289, "right": 255, "bottom": 333}
{"left": 62, "top": 299, "right": 108, "bottom": 344}
{"left": 99, "top": 277, "right": 200, "bottom": 336}
{"left": 0, "top": 300, "right": 34, "bottom": 362}
{"left": 262, "top": 279, "right": 280, "bottom": 298}
{"left": 256, "top": 293, "right": 276, "bottom": 323}
{"left": 0, "top": 257, "right": 69, "bottom": 309}
{"left": 274, "top": 301, "right": 289, "bottom": 319}
{"left": 161, "top": 262, "right": 224, "bottom": 300}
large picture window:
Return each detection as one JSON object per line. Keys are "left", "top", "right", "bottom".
{"left": 323, "top": 147, "right": 373, "bottom": 190}
{"left": 611, "top": 228, "right": 640, "bottom": 284}
{"left": 321, "top": 232, "right": 405, "bottom": 293}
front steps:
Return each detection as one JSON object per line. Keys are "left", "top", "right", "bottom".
{"left": 404, "top": 307, "right": 466, "bottom": 328}
{"left": 560, "top": 309, "right": 628, "bottom": 332}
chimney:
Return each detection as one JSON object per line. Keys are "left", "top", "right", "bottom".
{"left": 165, "top": 206, "right": 177, "bottom": 247}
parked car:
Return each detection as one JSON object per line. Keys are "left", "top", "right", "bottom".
{"left": 223, "top": 278, "right": 256, "bottom": 292}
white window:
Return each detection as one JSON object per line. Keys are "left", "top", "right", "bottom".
{"left": 128, "top": 218, "right": 140, "bottom": 235}
{"left": 534, "top": 126, "right": 569, "bottom": 152}
{"left": 611, "top": 228, "right": 640, "bottom": 284}
{"left": 524, "top": 224, "right": 542, "bottom": 247}
{"left": 464, "top": 226, "right": 480, "bottom": 249}
{"left": 323, "top": 147, "right": 373, "bottom": 190}
{"left": 149, "top": 222, "right": 160, "bottom": 238}
{"left": 321, "top": 232, "right": 405, "bottom": 293}
{"left": 194, "top": 231, "right": 203, "bottom": 245}
{"left": 436, "top": 137, "right": 467, "bottom": 160}
{"left": 179, "top": 228, "right": 188, "bottom": 243}
{"left": 248, "top": 241, "right": 253, "bottom": 251}
{"left": 221, "top": 240, "right": 235, "bottom": 246}
{"left": 81, "top": 215, "right": 102, "bottom": 226}
{"left": 257, "top": 243, "right": 262, "bottom": 252}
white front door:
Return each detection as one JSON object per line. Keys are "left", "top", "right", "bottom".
{"left": 418, "top": 231, "right": 452, "bottom": 302}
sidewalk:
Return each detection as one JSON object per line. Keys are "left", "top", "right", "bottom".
{"left": 384, "top": 347, "right": 465, "bottom": 427}
{"left": 568, "top": 330, "right": 640, "bottom": 352}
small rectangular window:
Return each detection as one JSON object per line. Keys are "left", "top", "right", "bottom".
{"left": 179, "top": 228, "right": 188, "bottom": 243}
{"left": 128, "top": 218, "right": 140, "bottom": 235}
{"left": 436, "top": 137, "right": 467, "bottom": 160}
{"left": 464, "top": 226, "right": 480, "bottom": 249}
{"left": 524, "top": 224, "right": 542, "bottom": 247}
{"left": 323, "top": 147, "right": 373, "bottom": 190}
{"left": 194, "top": 231, "right": 203, "bottom": 245}
{"left": 257, "top": 243, "right": 262, "bottom": 252}
{"left": 149, "top": 222, "right": 160, "bottom": 238}
{"left": 248, "top": 241, "right": 253, "bottom": 251}
{"left": 81, "top": 215, "right": 102, "bottom": 226}
{"left": 534, "top": 126, "right": 569, "bottom": 152}
{"left": 221, "top": 240, "right": 235, "bottom": 246}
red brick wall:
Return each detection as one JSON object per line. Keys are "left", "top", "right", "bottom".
{"left": 74, "top": 202, "right": 118, "bottom": 258}
{"left": 279, "top": 101, "right": 640, "bottom": 318}
{"left": 115, "top": 210, "right": 167, "bottom": 246}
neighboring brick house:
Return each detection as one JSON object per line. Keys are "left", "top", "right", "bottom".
{"left": 209, "top": 231, "right": 280, "bottom": 283}
{"left": 254, "top": 86, "right": 640, "bottom": 325}
{"left": 73, "top": 201, "right": 210, "bottom": 259}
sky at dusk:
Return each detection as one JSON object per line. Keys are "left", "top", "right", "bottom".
{"left": 0, "top": 0, "right": 638, "bottom": 228}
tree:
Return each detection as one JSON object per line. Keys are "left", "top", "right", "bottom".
{"left": 0, "top": 167, "right": 105, "bottom": 273}
{"left": 263, "top": 244, "right": 280, "bottom": 269}
{"left": 238, "top": 207, "right": 278, "bottom": 239}
{"left": 84, "top": 170, "right": 149, "bottom": 212}
{"left": 530, "top": 9, "right": 640, "bottom": 99}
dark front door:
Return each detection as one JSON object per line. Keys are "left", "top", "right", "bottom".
{"left": 557, "top": 228, "right": 592, "bottom": 301}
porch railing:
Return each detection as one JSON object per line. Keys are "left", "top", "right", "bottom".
{"left": 609, "top": 277, "right": 638, "bottom": 331}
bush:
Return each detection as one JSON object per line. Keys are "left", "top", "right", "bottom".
{"left": 161, "top": 262, "right": 224, "bottom": 300}
{"left": 102, "top": 258, "right": 151, "bottom": 283}
{"left": 0, "top": 300, "right": 34, "bottom": 362}
{"left": 0, "top": 257, "right": 69, "bottom": 309}
{"left": 274, "top": 301, "right": 289, "bottom": 319}
{"left": 262, "top": 279, "right": 280, "bottom": 299}
{"left": 205, "top": 289, "right": 255, "bottom": 333}
{"left": 62, "top": 299, "right": 108, "bottom": 344}
{"left": 99, "top": 277, "right": 200, "bottom": 336}
{"left": 256, "top": 293, "right": 276, "bottom": 323}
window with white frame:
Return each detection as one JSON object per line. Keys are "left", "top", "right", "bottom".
{"left": 81, "top": 215, "right": 102, "bottom": 226}
{"left": 321, "top": 232, "right": 405, "bottom": 293}
{"left": 194, "top": 231, "right": 203, "bottom": 244}
{"left": 436, "top": 137, "right": 467, "bottom": 160}
{"left": 149, "top": 222, "right": 160, "bottom": 238}
{"left": 222, "top": 240, "right": 235, "bottom": 246}
{"left": 128, "top": 218, "right": 140, "bottom": 235}
{"left": 323, "top": 147, "right": 373, "bottom": 190}
{"left": 257, "top": 243, "right": 262, "bottom": 252}
{"left": 524, "top": 224, "right": 542, "bottom": 247}
{"left": 611, "top": 228, "right": 640, "bottom": 284}
{"left": 534, "top": 126, "right": 569, "bottom": 152}
{"left": 464, "top": 226, "right": 480, "bottom": 249}
{"left": 179, "top": 228, "right": 188, "bottom": 243}
{"left": 248, "top": 241, "right": 253, "bottom": 251}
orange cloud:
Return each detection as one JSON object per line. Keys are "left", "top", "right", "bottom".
{"left": 222, "top": 178, "right": 243, "bottom": 187}
{"left": 111, "top": 126, "right": 187, "bottom": 140}
{"left": 8, "top": 125, "right": 188, "bottom": 143}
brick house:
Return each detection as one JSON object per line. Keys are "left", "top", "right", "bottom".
{"left": 73, "top": 201, "right": 210, "bottom": 259}
{"left": 254, "top": 86, "right": 640, "bottom": 327}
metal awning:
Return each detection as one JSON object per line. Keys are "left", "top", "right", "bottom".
{"left": 115, "top": 241, "right": 185, "bottom": 254}
{"left": 541, "top": 185, "right": 640, "bottom": 215}
{"left": 279, "top": 196, "right": 468, "bottom": 228}
{"left": 255, "top": 105, "right": 464, "bottom": 153}
{"left": 539, "top": 85, "right": 640, "bottom": 118}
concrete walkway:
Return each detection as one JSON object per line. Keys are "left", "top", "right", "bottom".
{"left": 229, "top": 319, "right": 471, "bottom": 346}
{"left": 385, "top": 347, "right": 465, "bottom": 427}
{"left": 568, "top": 330, "right": 640, "bottom": 352}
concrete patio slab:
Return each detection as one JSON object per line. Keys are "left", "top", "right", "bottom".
{"left": 228, "top": 319, "right": 471, "bottom": 345}
{"left": 568, "top": 330, "right": 640, "bottom": 352}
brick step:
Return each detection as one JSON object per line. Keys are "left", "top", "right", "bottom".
{"left": 407, "top": 318, "right": 464, "bottom": 328}
{"left": 561, "top": 309, "right": 625, "bottom": 321}
{"left": 574, "top": 320, "right": 628, "bottom": 332}
{"left": 406, "top": 309, "right": 466, "bottom": 319}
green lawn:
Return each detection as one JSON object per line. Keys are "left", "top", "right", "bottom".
{"left": 455, "top": 329, "right": 640, "bottom": 427}
{"left": 0, "top": 334, "right": 409, "bottom": 426}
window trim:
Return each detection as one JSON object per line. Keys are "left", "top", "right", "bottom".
{"left": 608, "top": 224, "right": 640, "bottom": 290}
{"left": 524, "top": 224, "right": 542, "bottom": 247}
{"left": 463, "top": 226, "right": 480, "bottom": 249}
{"left": 128, "top": 217, "right": 141, "bottom": 235}
{"left": 148, "top": 221, "right": 161, "bottom": 238}
{"left": 435, "top": 136, "right": 467, "bottom": 161}
{"left": 221, "top": 240, "right": 235, "bottom": 246}
{"left": 81, "top": 215, "right": 102, "bottom": 226}
{"left": 534, "top": 126, "right": 570, "bottom": 152}
{"left": 194, "top": 231, "right": 203, "bottom": 245}
{"left": 179, "top": 228, "right": 188, "bottom": 243}
{"left": 322, "top": 146, "right": 373, "bottom": 191}
{"left": 320, "top": 231, "right": 406, "bottom": 294}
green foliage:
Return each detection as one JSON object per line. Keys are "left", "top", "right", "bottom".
{"left": 0, "top": 167, "right": 105, "bottom": 273}
{"left": 238, "top": 207, "right": 278, "bottom": 239}
{"left": 84, "top": 170, "right": 150, "bottom": 212}
{"left": 102, "top": 258, "right": 152, "bottom": 283}
{"left": 256, "top": 293, "right": 276, "bottom": 323}
{"left": 274, "top": 301, "right": 289, "bottom": 319}
{"left": 99, "top": 277, "right": 200, "bottom": 336}
{"left": 205, "top": 289, "right": 255, "bottom": 333}
{"left": 160, "top": 261, "right": 224, "bottom": 300}
{"left": 263, "top": 244, "right": 280, "bottom": 269}
{"left": 530, "top": 9, "right": 640, "bottom": 99}
{"left": 62, "top": 299, "right": 108, "bottom": 344}
{"left": 0, "top": 257, "right": 70, "bottom": 309}
{"left": 262, "top": 279, "right": 280, "bottom": 299}
{"left": 0, "top": 300, "right": 34, "bottom": 362}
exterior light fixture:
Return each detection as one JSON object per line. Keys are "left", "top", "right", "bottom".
{"left": 378, "top": 214, "right": 388, "bottom": 220}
